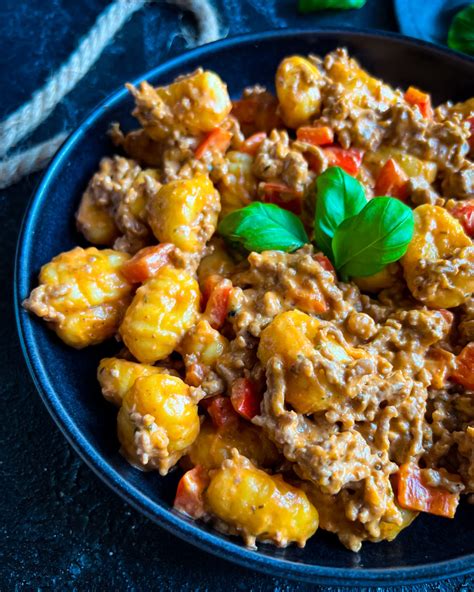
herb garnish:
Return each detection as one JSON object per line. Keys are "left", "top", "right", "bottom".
{"left": 218, "top": 202, "right": 309, "bottom": 253}
{"left": 448, "top": 4, "right": 474, "bottom": 56}
{"left": 298, "top": 0, "right": 367, "bottom": 13}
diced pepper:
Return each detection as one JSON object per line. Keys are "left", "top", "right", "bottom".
{"left": 396, "top": 463, "right": 460, "bottom": 518}
{"left": 324, "top": 146, "right": 364, "bottom": 176}
{"left": 296, "top": 126, "right": 334, "bottom": 146}
{"left": 204, "top": 278, "right": 233, "bottom": 329}
{"left": 120, "top": 243, "right": 174, "bottom": 283}
{"left": 195, "top": 128, "right": 232, "bottom": 159}
{"left": 260, "top": 182, "right": 303, "bottom": 214}
{"left": 404, "top": 86, "right": 434, "bottom": 119}
{"left": 313, "top": 253, "right": 335, "bottom": 273}
{"left": 241, "top": 132, "right": 267, "bottom": 155}
{"left": 230, "top": 377, "right": 261, "bottom": 420}
{"left": 451, "top": 342, "right": 474, "bottom": 390}
{"left": 450, "top": 200, "right": 474, "bottom": 237}
{"left": 374, "top": 158, "right": 409, "bottom": 201}
{"left": 174, "top": 466, "right": 210, "bottom": 519}
{"left": 202, "top": 396, "right": 239, "bottom": 429}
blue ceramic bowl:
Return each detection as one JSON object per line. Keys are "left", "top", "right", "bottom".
{"left": 15, "top": 29, "right": 474, "bottom": 586}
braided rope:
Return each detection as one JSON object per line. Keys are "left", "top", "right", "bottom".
{"left": 0, "top": 0, "right": 221, "bottom": 190}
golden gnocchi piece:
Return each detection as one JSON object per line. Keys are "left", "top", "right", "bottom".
{"left": 128, "top": 69, "right": 232, "bottom": 140}
{"left": 23, "top": 247, "right": 132, "bottom": 348}
{"left": 119, "top": 265, "right": 200, "bottom": 364}
{"left": 97, "top": 357, "right": 176, "bottom": 406}
{"left": 275, "top": 56, "right": 323, "bottom": 129}
{"left": 353, "top": 263, "right": 400, "bottom": 293}
{"left": 326, "top": 49, "right": 397, "bottom": 109}
{"left": 187, "top": 419, "right": 279, "bottom": 470}
{"left": 197, "top": 238, "right": 235, "bottom": 289}
{"left": 117, "top": 373, "right": 202, "bottom": 474}
{"left": 216, "top": 151, "right": 257, "bottom": 218}
{"left": 76, "top": 156, "right": 160, "bottom": 254}
{"left": 402, "top": 204, "right": 474, "bottom": 308}
{"left": 179, "top": 320, "right": 229, "bottom": 368}
{"left": 205, "top": 451, "right": 319, "bottom": 548}
{"left": 75, "top": 191, "right": 118, "bottom": 246}
{"left": 258, "top": 310, "right": 369, "bottom": 413}
{"left": 147, "top": 174, "right": 220, "bottom": 254}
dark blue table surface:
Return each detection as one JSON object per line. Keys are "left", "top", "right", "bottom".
{"left": 1, "top": 1, "right": 473, "bottom": 589}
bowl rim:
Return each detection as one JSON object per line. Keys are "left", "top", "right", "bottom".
{"left": 14, "top": 27, "right": 474, "bottom": 586}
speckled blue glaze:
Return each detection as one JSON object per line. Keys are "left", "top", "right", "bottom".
{"left": 15, "top": 29, "right": 474, "bottom": 586}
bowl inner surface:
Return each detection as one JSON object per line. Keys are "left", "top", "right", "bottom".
{"left": 15, "top": 29, "right": 474, "bottom": 585}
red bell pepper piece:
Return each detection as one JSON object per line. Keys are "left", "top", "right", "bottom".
{"left": 450, "top": 200, "right": 474, "bottom": 238}
{"left": 202, "top": 396, "right": 239, "bottom": 429}
{"left": 451, "top": 342, "right": 474, "bottom": 390}
{"left": 374, "top": 158, "right": 409, "bottom": 201}
{"left": 195, "top": 128, "right": 232, "bottom": 159}
{"left": 313, "top": 253, "right": 335, "bottom": 273}
{"left": 324, "top": 146, "right": 364, "bottom": 176}
{"left": 230, "top": 377, "right": 261, "bottom": 420}
{"left": 296, "top": 126, "right": 334, "bottom": 146}
{"left": 204, "top": 277, "right": 233, "bottom": 330}
{"left": 404, "top": 86, "right": 434, "bottom": 119}
{"left": 241, "top": 132, "right": 267, "bottom": 155}
{"left": 396, "top": 463, "right": 459, "bottom": 518}
{"left": 120, "top": 243, "right": 174, "bottom": 283}
{"left": 174, "top": 466, "right": 210, "bottom": 518}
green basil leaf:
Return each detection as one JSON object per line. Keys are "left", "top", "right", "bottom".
{"left": 218, "top": 202, "right": 309, "bottom": 253}
{"left": 299, "top": 0, "right": 366, "bottom": 12}
{"left": 332, "top": 197, "right": 414, "bottom": 279}
{"left": 448, "top": 5, "right": 474, "bottom": 56}
{"left": 314, "top": 166, "right": 367, "bottom": 257}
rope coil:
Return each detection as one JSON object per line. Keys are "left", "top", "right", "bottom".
{"left": 0, "top": 0, "right": 220, "bottom": 189}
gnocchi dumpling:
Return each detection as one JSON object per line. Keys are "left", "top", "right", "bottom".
{"left": 402, "top": 204, "right": 474, "bottom": 308}
{"left": 128, "top": 69, "right": 232, "bottom": 139}
{"left": 117, "top": 373, "right": 202, "bottom": 474}
{"left": 119, "top": 265, "right": 200, "bottom": 364}
{"left": 147, "top": 174, "right": 220, "bottom": 254}
{"left": 205, "top": 451, "right": 319, "bottom": 548}
{"left": 23, "top": 247, "right": 132, "bottom": 348}
{"left": 97, "top": 357, "right": 177, "bottom": 406}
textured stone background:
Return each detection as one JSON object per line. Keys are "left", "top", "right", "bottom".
{"left": 1, "top": 0, "right": 473, "bottom": 589}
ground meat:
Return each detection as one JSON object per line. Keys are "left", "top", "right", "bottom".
{"left": 252, "top": 130, "right": 310, "bottom": 192}
{"left": 229, "top": 246, "right": 353, "bottom": 337}
{"left": 442, "top": 161, "right": 474, "bottom": 200}
{"left": 407, "top": 176, "right": 444, "bottom": 206}
{"left": 76, "top": 156, "right": 160, "bottom": 254}
{"left": 459, "top": 297, "right": 474, "bottom": 344}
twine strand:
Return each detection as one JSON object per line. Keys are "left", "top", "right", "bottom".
{"left": 0, "top": 0, "right": 220, "bottom": 190}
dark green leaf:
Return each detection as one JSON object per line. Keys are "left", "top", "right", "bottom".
{"left": 299, "top": 0, "right": 366, "bottom": 13}
{"left": 313, "top": 166, "right": 367, "bottom": 257}
{"left": 332, "top": 197, "right": 414, "bottom": 279}
{"left": 448, "top": 5, "right": 474, "bottom": 56}
{"left": 218, "top": 202, "right": 309, "bottom": 253}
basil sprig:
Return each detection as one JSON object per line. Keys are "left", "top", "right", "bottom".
{"left": 332, "top": 197, "right": 415, "bottom": 280}
{"left": 218, "top": 202, "right": 309, "bottom": 253}
{"left": 299, "top": 0, "right": 366, "bottom": 13}
{"left": 448, "top": 5, "right": 474, "bottom": 56}
{"left": 313, "top": 166, "right": 414, "bottom": 279}
{"left": 314, "top": 166, "right": 366, "bottom": 257}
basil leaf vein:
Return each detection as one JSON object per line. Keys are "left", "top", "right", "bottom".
{"left": 332, "top": 197, "right": 414, "bottom": 279}
{"left": 218, "top": 202, "right": 309, "bottom": 253}
{"left": 314, "top": 166, "right": 367, "bottom": 257}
